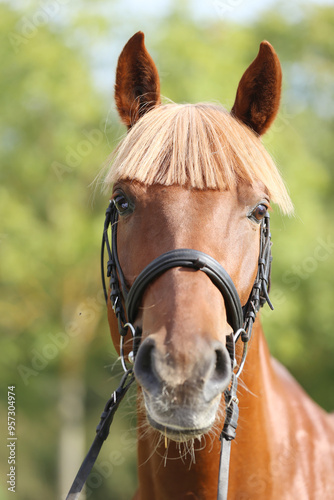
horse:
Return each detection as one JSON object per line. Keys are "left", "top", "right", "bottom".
{"left": 103, "top": 32, "right": 334, "bottom": 500}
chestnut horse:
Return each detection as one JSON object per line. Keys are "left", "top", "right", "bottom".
{"left": 104, "top": 33, "right": 334, "bottom": 500}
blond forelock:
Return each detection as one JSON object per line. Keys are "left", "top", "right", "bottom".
{"left": 104, "top": 102, "right": 293, "bottom": 214}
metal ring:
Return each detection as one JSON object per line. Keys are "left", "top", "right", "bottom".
{"left": 235, "top": 341, "right": 248, "bottom": 378}
{"left": 124, "top": 322, "right": 136, "bottom": 337}
{"left": 128, "top": 351, "right": 134, "bottom": 364}
{"left": 120, "top": 323, "right": 136, "bottom": 373}
{"left": 233, "top": 327, "right": 247, "bottom": 344}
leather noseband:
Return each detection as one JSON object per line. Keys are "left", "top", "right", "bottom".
{"left": 126, "top": 248, "right": 244, "bottom": 333}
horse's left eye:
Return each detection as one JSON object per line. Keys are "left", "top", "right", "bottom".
{"left": 249, "top": 204, "right": 268, "bottom": 223}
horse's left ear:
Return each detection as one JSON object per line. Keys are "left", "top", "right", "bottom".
{"left": 115, "top": 31, "right": 161, "bottom": 129}
{"left": 231, "top": 41, "right": 282, "bottom": 136}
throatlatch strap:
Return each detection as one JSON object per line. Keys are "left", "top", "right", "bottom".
{"left": 65, "top": 371, "right": 134, "bottom": 500}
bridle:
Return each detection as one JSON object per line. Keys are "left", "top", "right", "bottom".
{"left": 66, "top": 199, "right": 273, "bottom": 500}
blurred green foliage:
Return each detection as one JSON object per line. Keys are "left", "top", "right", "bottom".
{"left": 0, "top": 1, "right": 333, "bottom": 499}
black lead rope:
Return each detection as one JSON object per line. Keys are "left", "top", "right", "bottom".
{"left": 65, "top": 370, "right": 134, "bottom": 500}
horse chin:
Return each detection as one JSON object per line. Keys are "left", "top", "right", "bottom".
{"left": 146, "top": 414, "right": 211, "bottom": 442}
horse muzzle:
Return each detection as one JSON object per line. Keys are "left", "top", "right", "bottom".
{"left": 134, "top": 335, "right": 232, "bottom": 440}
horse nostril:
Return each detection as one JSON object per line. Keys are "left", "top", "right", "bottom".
{"left": 134, "top": 337, "right": 161, "bottom": 395}
{"left": 203, "top": 344, "right": 232, "bottom": 402}
{"left": 215, "top": 348, "right": 229, "bottom": 378}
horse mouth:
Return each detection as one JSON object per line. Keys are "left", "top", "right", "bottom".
{"left": 146, "top": 414, "right": 212, "bottom": 442}
{"left": 141, "top": 390, "right": 221, "bottom": 442}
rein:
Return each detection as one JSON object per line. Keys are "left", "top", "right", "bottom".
{"left": 66, "top": 200, "right": 273, "bottom": 500}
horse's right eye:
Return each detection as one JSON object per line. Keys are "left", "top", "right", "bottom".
{"left": 113, "top": 192, "right": 131, "bottom": 215}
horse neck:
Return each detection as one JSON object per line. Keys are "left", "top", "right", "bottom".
{"left": 135, "top": 318, "right": 278, "bottom": 500}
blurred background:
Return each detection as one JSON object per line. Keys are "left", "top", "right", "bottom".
{"left": 1, "top": 0, "right": 334, "bottom": 498}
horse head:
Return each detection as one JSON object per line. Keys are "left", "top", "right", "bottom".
{"left": 106, "top": 32, "right": 292, "bottom": 442}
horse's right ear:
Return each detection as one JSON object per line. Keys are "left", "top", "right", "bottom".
{"left": 115, "top": 31, "right": 161, "bottom": 129}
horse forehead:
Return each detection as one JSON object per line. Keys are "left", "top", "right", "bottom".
{"left": 139, "top": 181, "right": 266, "bottom": 211}
{"left": 138, "top": 185, "right": 261, "bottom": 244}
{"left": 142, "top": 185, "right": 241, "bottom": 220}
